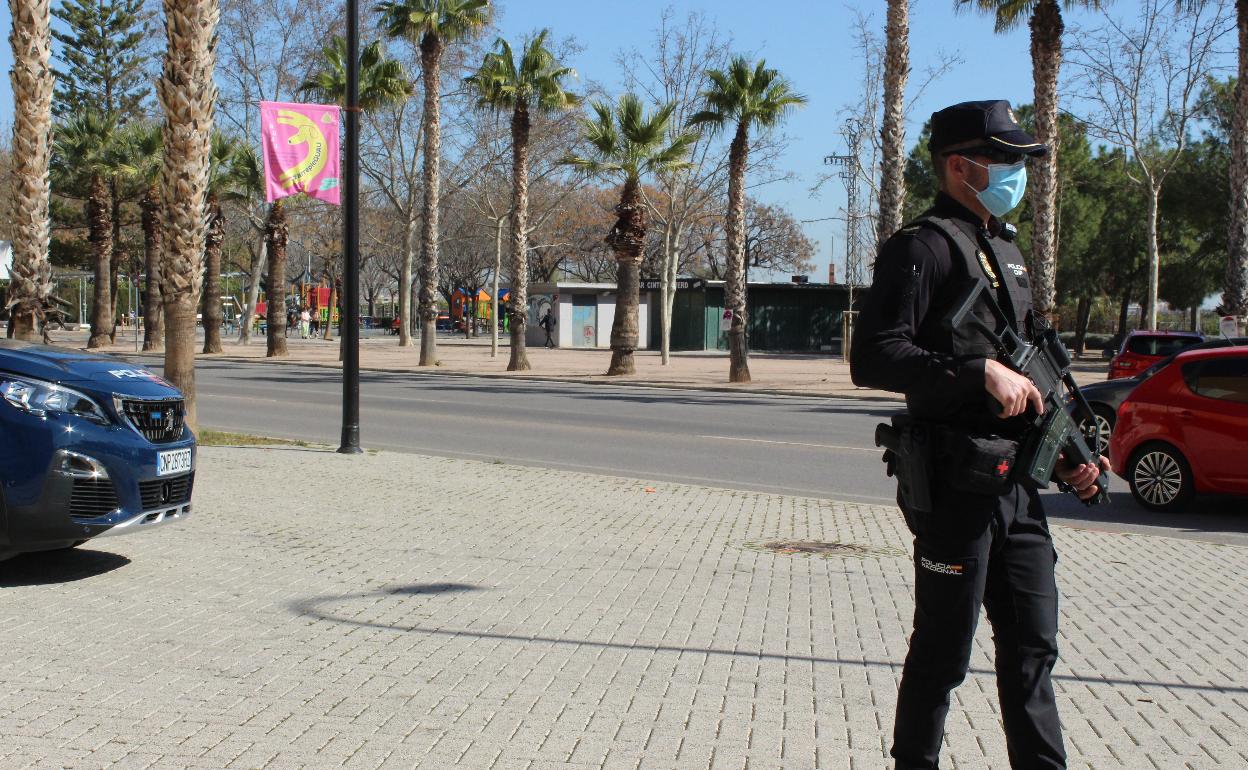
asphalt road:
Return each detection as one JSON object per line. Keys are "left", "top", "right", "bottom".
{"left": 130, "top": 355, "right": 1248, "bottom": 547}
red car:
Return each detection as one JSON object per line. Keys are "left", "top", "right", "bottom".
{"left": 1107, "top": 330, "right": 1203, "bottom": 380}
{"left": 1110, "top": 346, "right": 1248, "bottom": 511}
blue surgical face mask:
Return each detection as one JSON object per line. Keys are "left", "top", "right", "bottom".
{"left": 963, "top": 157, "right": 1027, "bottom": 217}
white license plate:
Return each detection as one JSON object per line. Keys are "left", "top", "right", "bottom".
{"left": 156, "top": 448, "right": 193, "bottom": 477}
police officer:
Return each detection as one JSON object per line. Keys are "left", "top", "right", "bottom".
{"left": 850, "top": 100, "right": 1110, "bottom": 769}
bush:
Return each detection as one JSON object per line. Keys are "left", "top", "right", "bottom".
{"left": 1058, "top": 331, "right": 1115, "bottom": 351}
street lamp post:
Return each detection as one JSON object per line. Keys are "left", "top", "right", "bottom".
{"left": 338, "top": 0, "right": 363, "bottom": 454}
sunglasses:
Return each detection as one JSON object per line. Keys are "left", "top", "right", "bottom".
{"left": 945, "top": 146, "right": 1027, "bottom": 165}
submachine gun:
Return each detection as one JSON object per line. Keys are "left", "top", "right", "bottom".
{"left": 944, "top": 278, "right": 1110, "bottom": 506}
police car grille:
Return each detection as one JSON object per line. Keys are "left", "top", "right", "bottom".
{"left": 139, "top": 473, "right": 194, "bottom": 509}
{"left": 70, "top": 478, "right": 120, "bottom": 519}
{"left": 121, "top": 399, "right": 185, "bottom": 443}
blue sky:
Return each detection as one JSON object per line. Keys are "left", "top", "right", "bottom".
{"left": 1, "top": 0, "right": 1148, "bottom": 280}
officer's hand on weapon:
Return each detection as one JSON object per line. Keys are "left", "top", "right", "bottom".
{"left": 984, "top": 359, "right": 1044, "bottom": 417}
{"left": 1056, "top": 455, "right": 1112, "bottom": 501}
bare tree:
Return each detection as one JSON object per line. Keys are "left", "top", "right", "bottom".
{"left": 1066, "top": 0, "right": 1232, "bottom": 329}
{"left": 815, "top": 9, "right": 961, "bottom": 260}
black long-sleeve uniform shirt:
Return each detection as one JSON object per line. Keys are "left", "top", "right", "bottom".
{"left": 851, "top": 192, "right": 1027, "bottom": 432}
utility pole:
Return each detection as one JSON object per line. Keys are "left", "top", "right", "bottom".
{"left": 824, "top": 118, "right": 863, "bottom": 359}
{"left": 338, "top": 0, "right": 362, "bottom": 454}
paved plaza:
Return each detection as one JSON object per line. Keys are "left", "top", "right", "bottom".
{"left": 1, "top": 446, "right": 1245, "bottom": 769}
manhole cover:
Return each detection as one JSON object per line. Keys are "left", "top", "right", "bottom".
{"left": 747, "top": 540, "right": 905, "bottom": 559}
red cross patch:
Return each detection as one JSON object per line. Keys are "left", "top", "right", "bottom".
{"left": 995, "top": 459, "right": 1012, "bottom": 477}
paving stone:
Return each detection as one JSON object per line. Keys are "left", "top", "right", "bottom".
{"left": 0, "top": 447, "right": 1244, "bottom": 768}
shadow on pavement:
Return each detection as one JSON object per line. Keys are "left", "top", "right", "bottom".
{"left": 193, "top": 359, "right": 901, "bottom": 416}
{"left": 0, "top": 548, "right": 130, "bottom": 587}
{"left": 1044, "top": 488, "right": 1248, "bottom": 542}
{"left": 291, "top": 585, "right": 1247, "bottom": 696}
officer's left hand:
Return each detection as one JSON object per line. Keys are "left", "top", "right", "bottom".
{"left": 1056, "top": 454, "right": 1112, "bottom": 500}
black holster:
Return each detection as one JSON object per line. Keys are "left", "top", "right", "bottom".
{"left": 875, "top": 415, "right": 936, "bottom": 513}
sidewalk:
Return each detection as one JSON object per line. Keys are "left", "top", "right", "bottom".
{"left": 76, "top": 328, "right": 1112, "bottom": 399}
{"left": 1, "top": 446, "right": 1243, "bottom": 769}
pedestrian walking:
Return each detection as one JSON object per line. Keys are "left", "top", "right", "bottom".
{"left": 849, "top": 100, "right": 1109, "bottom": 770}
{"left": 286, "top": 308, "right": 297, "bottom": 338}
{"left": 539, "top": 309, "right": 556, "bottom": 348}
{"left": 299, "top": 308, "right": 311, "bottom": 339}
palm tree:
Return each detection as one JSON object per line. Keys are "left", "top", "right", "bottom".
{"left": 298, "top": 36, "right": 413, "bottom": 110}
{"left": 961, "top": 0, "right": 1101, "bottom": 322}
{"left": 52, "top": 112, "right": 130, "bottom": 349}
{"left": 563, "top": 94, "right": 697, "bottom": 375}
{"left": 121, "top": 122, "right": 165, "bottom": 351}
{"left": 878, "top": 0, "right": 910, "bottom": 245}
{"left": 156, "top": 0, "right": 219, "bottom": 430}
{"left": 378, "top": 0, "right": 491, "bottom": 366}
{"left": 6, "top": 0, "right": 54, "bottom": 342}
{"left": 264, "top": 199, "right": 289, "bottom": 357}
{"left": 466, "top": 29, "right": 578, "bottom": 372}
{"left": 689, "top": 57, "right": 806, "bottom": 383}
{"left": 217, "top": 143, "right": 288, "bottom": 357}
{"left": 202, "top": 133, "right": 249, "bottom": 354}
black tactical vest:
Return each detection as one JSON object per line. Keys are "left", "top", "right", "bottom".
{"left": 910, "top": 214, "right": 1034, "bottom": 357}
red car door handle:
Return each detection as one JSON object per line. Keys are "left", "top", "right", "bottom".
{"left": 1177, "top": 409, "right": 1195, "bottom": 420}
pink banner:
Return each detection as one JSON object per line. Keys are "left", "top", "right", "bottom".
{"left": 260, "top": 101, "right": 340, "bottom": 205}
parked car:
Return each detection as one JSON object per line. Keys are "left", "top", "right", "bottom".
{"left": 1078, "top": 337, "right": 1248, "bottom": 457}
{"left": 1109, "top": 346, "right": 1248, "bottom": 512}
{"left": 1106, "top": 330, "right": 1203, "bottom": 380}
{"left": 0, "top": 340, "right": 195, "bottom": 559}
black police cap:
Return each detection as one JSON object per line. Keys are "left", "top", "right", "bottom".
{"left": 928, "top": 100, "right": 1047, "bottom": 157}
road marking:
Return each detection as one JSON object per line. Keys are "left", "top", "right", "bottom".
{"left": 699, "top": 435, "right": 879, "bottom": 452}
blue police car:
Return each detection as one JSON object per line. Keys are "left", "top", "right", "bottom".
{"left": 0, "top": 339, "right": 195, "bottom": 559}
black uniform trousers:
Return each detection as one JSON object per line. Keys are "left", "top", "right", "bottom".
{"left": 891, "top": 481, "right": 1066, "bottom": 769}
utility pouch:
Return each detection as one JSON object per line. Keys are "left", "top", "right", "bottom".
{"left": 940, "top": 432, "right": 1019, "bottom": 497}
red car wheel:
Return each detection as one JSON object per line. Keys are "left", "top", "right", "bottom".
{"left": 1126, "top": 442, "right": 1195, "bottom": 512}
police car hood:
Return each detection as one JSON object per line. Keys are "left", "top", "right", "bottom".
{"left": 0, "top": 340, "right": 182, "bottom": 398}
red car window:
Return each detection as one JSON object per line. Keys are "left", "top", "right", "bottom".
{"left": 1126, "top": 335, "right": 1201, "bottom": 356}
{"left": 1181, "top": 357, "right": 1248, "bottom": 403}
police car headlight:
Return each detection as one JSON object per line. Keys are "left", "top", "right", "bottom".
{"left": 0, "top": 376, "right": 111, "bottom": 425}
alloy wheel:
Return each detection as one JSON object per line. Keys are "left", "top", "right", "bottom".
{"left": 1133, "top": 450, "right": 1184, "bottom": 507}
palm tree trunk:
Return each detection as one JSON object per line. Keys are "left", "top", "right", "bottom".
{"left": 417, "top": 33, "right": 444, "bottom": 366}
{"left": 605, "top": 177, "right": 646, "bottom": 376}
{"left": 399, "top": 214, "right": 415, "bottom": 346}
{"left": 1225, "top": 0, "right": 1248, "bottom": 318}
{"left": 876, "top": 0, "right": 909, "bottom": 245}
{"left": 5, "top": 0, "right": 53, "bottom": 342}
{"left": 156, "top": 0, "right": 218, "bottom": 431}
{"left": 108, "top": 178, "right": 123, "bottom": 342}
{"left": 725, "top": 123, "right": 751, "bottom": 383}
{"left": 201, "top": 193, "right": 225, "bottom": 353}
{"left": 508, "top": 104, "right": 532, "bottom": 371}
{"left": 87, "top": 175, "right": 114, "bottom": 348}
{"left": 141, "top": 186, "right": 164, "bottom": 350}
{"left": 265, "top": 200, "right": 288, "bottom": 357}
{"left": 1029, "top": 0, "right": 1063, "bottom": 321}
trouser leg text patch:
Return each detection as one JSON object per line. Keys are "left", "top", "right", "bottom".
{"left": 919, "top": 556, "right": 965, "bottom": 576}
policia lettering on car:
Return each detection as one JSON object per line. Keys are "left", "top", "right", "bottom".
{"left": 850, "top": 99, "right": 1110, "bottom": 770}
